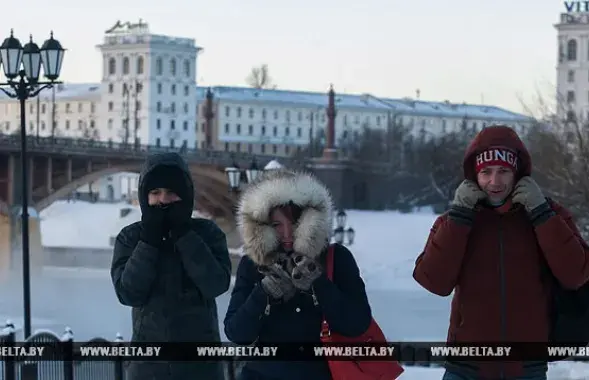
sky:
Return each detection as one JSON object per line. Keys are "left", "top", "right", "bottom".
{"left": 6, "top": 0, "right": 562, "bottom": 114}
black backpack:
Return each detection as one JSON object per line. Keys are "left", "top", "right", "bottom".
{"left": 544, "top": 198, "right": 589, "bottom": 346}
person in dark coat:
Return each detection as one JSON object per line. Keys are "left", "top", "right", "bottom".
{"left": 111, "top": 152, "right": 231, "bottom": 380}
{"left": 224, "top": 169, "right": 372, "bottom": 380}
{"left": 413, "top": 125, "right": 589, "bottom": 380}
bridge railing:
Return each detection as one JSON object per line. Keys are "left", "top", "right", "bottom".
{"left": 0, "top": 135, "right": 302, "bottom": 168}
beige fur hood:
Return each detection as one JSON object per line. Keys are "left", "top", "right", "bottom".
{"left": 236, "top": 169, "right": 333, "bottom": 266}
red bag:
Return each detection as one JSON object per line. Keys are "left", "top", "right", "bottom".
{"left": 320, "top": 245, "right": 404, "bottom": 380}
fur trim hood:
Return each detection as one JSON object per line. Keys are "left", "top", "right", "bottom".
{"left": 236, "top": 169, "right": 333, "bottom": 266}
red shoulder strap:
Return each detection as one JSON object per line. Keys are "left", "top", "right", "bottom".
{"left": 326, "top": 244, "right": 335, "bottom": 281}
{"left": 320, "top": 244, "right": 335, "bottom": 340}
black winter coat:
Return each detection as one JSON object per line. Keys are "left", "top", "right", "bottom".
{"left": 110, "top": 152, "right": 232, "bottom": 380}
{"left": 225, "top": 244, "right": 372, "bottom": 380}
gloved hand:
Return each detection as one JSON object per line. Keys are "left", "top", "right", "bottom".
{"left": 260, "top": 263, "right": 296, "bottom": 300}
{"left": 140, "top": 206, "right": 167, "bottom": 247}
{"left": 166, "top": 201, "right": 192, "bottom": 241}
{"left": 512, "top": 176, "right": 547, "bottom": 212}
{"left": 291, "top": 253, "right": 322, "bottom": 291}
{"left": 452, "top": 180, "right": 487, "bottom": 209}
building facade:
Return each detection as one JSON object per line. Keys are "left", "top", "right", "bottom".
{"left": 555, "top": 10, "right": 589, "bottom": 121}
{"left": 195, "top": 86, "right": 533, "bottom": 157}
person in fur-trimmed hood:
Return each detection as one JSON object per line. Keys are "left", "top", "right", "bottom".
{"left": 224, "top": 169, "right": 372, "bottom": 380}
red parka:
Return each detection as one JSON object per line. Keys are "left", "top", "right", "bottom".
{"left": 413, "top": 126, "right": 589, "bottom": 379}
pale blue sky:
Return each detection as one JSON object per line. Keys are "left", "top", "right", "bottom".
{"left": 9, "top": 0, "right": 560, "bottom": 113}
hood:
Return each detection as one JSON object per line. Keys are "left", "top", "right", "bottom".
{"left": 463, "top": 125, "right": 532, "bottom": 181}
{"left": 236, "top": 169, "right": 333, "bottom": 266}
{"left": 138, "top": 152, "right": 194, "bottom": 213}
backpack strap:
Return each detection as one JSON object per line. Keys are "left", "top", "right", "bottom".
{"left": 320, "top": 244, "right": 335, "bottom": 338}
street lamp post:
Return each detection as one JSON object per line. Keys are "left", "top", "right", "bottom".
{"left": 332, "top": 209, "right": 355, "bottom": 245}
{"left": 225, "top": 158, "right": 263, "bottom": 192}
{"left": 0, "top": 30, "right": 65, "bottom": 338}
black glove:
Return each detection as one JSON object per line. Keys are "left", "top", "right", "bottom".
{"left": 291, "top": 253, "right": 322, "bottom": 291}
{"left": 166, "top": 201, "right": 192, "bottom": 241}
{"left": 140, "top": 206, "right": 167, "bottom": 247}
{"left": 260, "top": 263, "right": 296, "bottom": 301}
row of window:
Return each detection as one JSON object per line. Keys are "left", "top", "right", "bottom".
{"left": 28, "top": 102, "right": 96, "bottom": 115}
{"left": 106, "top": 56, "right": 192, "bottom": 77}
{"left": 223, "top": 123, "right": 305, "bottom": 138}
{"left": 105, "top": 101, "right": 193, "bottom": 115}
{"left": 106, "top": 82, "right": 192, "bottom": 97}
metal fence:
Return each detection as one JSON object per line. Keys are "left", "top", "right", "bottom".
{"left": 0, "top": 321, "right": 453, "bottom": 380}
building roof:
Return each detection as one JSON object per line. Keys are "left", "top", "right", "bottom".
{"left": 0, "top": 83, "right": 101, "bottom": 101}
{"left": 197, "top": 86, "right": 532, "bottom": 122}
{"left": 0, "top": 81, "right": 531, "bottom": 122}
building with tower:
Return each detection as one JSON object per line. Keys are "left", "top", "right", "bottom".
{"left": 555, "top": 9, "right": 589, "bottom": 121}
{"left": 96, "top": 20, "right": 201, "bottom": 148}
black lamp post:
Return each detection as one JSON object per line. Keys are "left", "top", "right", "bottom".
{"left": 332, "top": 209, "right": 355, "bottom": 245}
{"left": 225, "top": 158, "right": 263, "bottom": 192}
{"left": 0, "top": 30, "right": 65, "bottom": 338}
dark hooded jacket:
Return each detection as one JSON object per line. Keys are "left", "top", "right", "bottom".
{"left": 110, "top": 152, "right": 231, "bottom": 380}
{"left": 224, "top": 170, "right": 372, "bottom": 380}
{"left": 413, "top": 126, "right": 589, "bottom": 379}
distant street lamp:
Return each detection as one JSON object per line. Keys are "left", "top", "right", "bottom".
{"left": 332, "top": 209, "right": 355, "bottom": 245}
{"left": 0, "top": 29, "right": 65, "bottom": 338}
{"left": 225, "top": 158, "right": 263, "bottom": 192}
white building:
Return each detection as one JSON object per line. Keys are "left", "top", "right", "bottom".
{"left": 0, "top": 20, "right": 533, "bottom": 201}
{"left": 555, "top": 10, "right": 589, "bottom": 122}
{"left": 195, "top": 86, "right": 533, "bottom": 156}
{"left": 76, "top": 172, "right": 139, "bottom": 202}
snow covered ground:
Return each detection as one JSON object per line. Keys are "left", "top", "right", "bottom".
{"left": 1, "top": 202, "right": 586, "bottom": 379}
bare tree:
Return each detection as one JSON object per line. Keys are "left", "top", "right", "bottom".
{"left": 523, "top": 112, "right": 589, "bottom": 238}
{"left": 246, "top": 64, "right": 276, "bottom": 89}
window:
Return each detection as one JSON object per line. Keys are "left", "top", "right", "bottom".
{"left": 156, "top": 102, "right": 161, "bottom": 112}
{"left": 108, "top": 58, "right": 116, "bottom": 75}
{"left": 78, "top": 103, "right": 83, "bottom": 112}
{"left": 183, "top": 121, "right": 188, "bottom": 131}
{"left": 108, "top": 83, "right": 114, "bottom": 93}
{"left": 108, "top": 102, "right": 113, "bottom": 111}
{"left": 156, "top": 138, "right": 161, "bottom": 147}
{"left": 225, "top": 123, "right": 229, "bottom": 133}
{"left": 237, "top": 107, "right": 242, "bottom": 117}
{"left": 171, "top": 84, "right": 176, "bottom": 95}
{"left": 248, "top": 125, "right": 253, "bottom": 135}
{"left": 183, "top": 60, "right": 190, "bottom": 77}
{"left": 273, "top": 126, "right": 277, "bottom": 136}
{"left": 157, "top": 119, "right": 161, "bottom": 129}
{"left": 184, "top": 85, "right": 189, "bottom": 96}
{"left": 66, "top": 103, "right": 71, "bottom": 113}
{"left": 568, "top": 70, "right": 575, "bottom": 82}
{"left": 273, "top": 110, "right": 278, "bottom": 119}
{"left": 157, "top": 83, "right": 162, "bottom": 94}
{"left": 249, "top": 108, "right": 254, "bottom": 118}
{"left": 567, "top": 90, "right": 576, "bottom": 103}
{"left": 170, "top": 139, "right": 175, "bottom": 148}
{"left": 237, "top": 124, "right": 241, "bottom": 134}
{"left": 170, "top": 59, "right": 177, "bottom": 76}
{"left": 156, "top": 58, "right": 163, "bottom": 75}
{"left": 225, "top": 107, "right": 230, "bottom": 117}
{"left": 137, "top": 56, "right": 144, "bottom": 74}
{"left": 123, "top": 57, "right": 130, "bottom": 75}
{"left": 170, "top": 120, "right": 175, "bottom": 130}
{"left": 568, "top": 39, "right": 578, "bottom": 61}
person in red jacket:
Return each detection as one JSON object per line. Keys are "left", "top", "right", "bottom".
{"left": 413, "top": 125, "right": 589, "bottom": 380}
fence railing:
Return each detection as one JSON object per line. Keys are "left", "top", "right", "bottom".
{"left": 0, "top": 321, "right": 457, "bottom": 380}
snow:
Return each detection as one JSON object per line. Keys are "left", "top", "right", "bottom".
{"left": 29, "top": 203, "right": 589, "bottom": 379}
{"left": 264, "top": 160, "right": 284, "bottom": 170}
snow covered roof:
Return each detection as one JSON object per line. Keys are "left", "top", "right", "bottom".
{"left": 197, "top": 86, "right": 532, "bottom": 122}
{"left": 0, "top": 83, "right": 101, "bottom": 101}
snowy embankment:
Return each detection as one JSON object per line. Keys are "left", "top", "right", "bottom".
{"left": 35, "top": 202, "right": 589, "bottom": 379}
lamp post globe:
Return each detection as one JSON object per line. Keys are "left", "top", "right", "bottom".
{"left": 22, "top": 36, "right": 41, "bottom": 83}
{"left": 346, "top": 227, "right": 355, "bottom": 245}
{"left": 40, "top": 32, "right": 65, "bottom": 81}
{"left": 225, "top": 166, "right": 241, "bottom": 191}
{"left": 0, "top": 30, "right": 23, "bottom": 79}
{"left": 246, "top": 159, "right": 262, "bottom": 184}
{"left": 333, "top": 226, "right": 345, "bottom": 245}
{"left": 335, "top": 209, "right": 347, "bottom": 229}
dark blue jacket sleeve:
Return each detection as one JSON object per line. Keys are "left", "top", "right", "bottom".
{"left": 312, "top": 244, "right": 372, "bottom": 337}
{"left": 176, "top": 220, "right": 231, "bottom": 299}
{"left": 110, "top": 224, "right": 160, "bottom": 307}
{"left": 224, "top": 256, "right": 269, "bottom": 344}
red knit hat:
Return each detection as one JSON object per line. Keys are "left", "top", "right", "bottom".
{"left": 475, "top": 147, "right": 518, "bottom": 173}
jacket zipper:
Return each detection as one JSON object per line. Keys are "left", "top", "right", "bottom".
{"left": 498, "top": 222, "right": 506, "bottom": 380}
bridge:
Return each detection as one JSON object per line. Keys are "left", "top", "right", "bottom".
{"left": 0, "top": 135, "right": 301, "bottom": 219}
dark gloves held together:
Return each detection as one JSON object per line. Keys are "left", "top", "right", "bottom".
{"left": 259, "top": 252, "right": 323, "bottom": 300}
{"left": 139, "top": 202, "right": 192, "bottom": 247}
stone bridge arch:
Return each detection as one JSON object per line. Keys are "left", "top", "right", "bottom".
{"left": 34, "top": 163, "right": 237, "bottom": 219}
